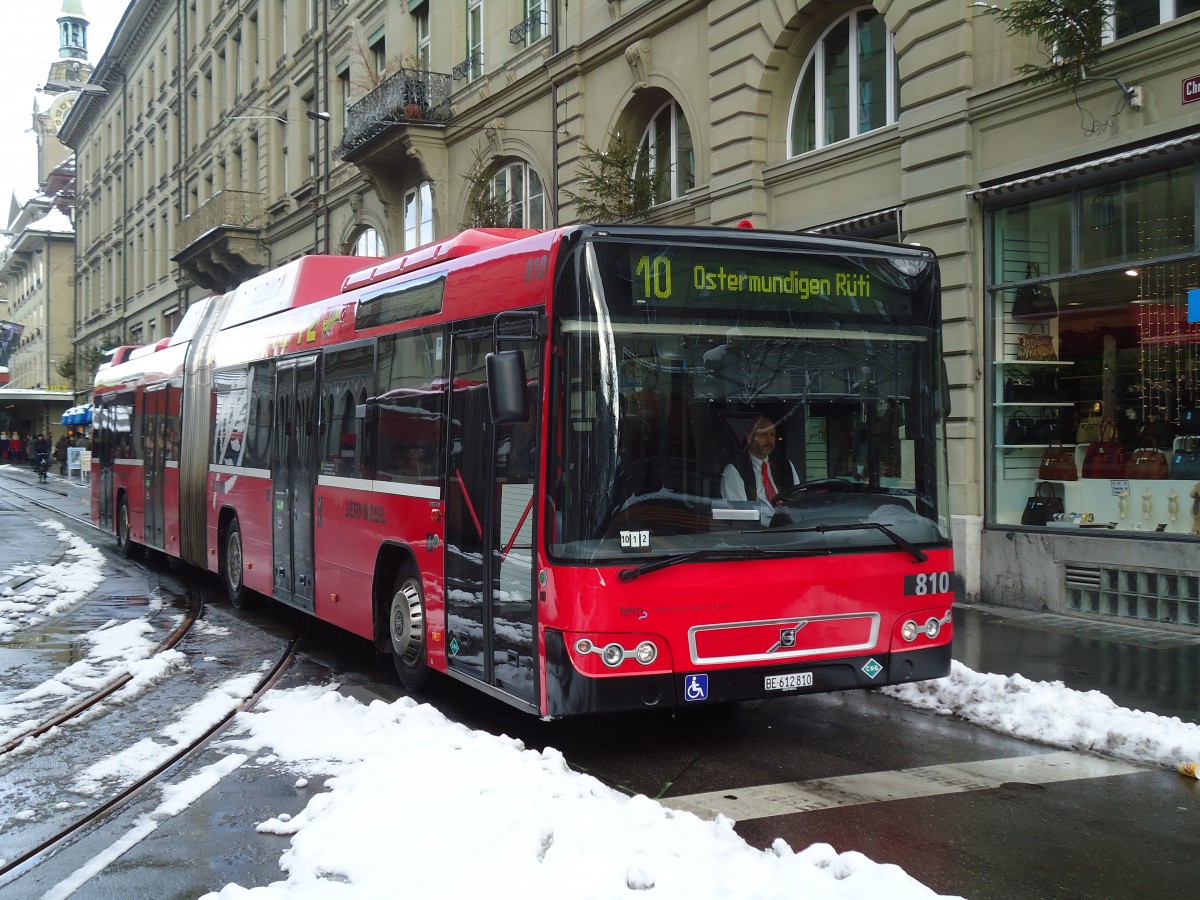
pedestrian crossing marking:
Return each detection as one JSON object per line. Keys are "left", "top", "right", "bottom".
{"left": 661, "top": 750, "right": 1142, "bottom": 822}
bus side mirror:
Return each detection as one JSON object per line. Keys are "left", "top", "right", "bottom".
{"left": 487, "top": 350, "right": 529, "bottom": 424}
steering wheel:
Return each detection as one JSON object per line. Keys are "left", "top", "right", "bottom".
{"left": 771, "top": 478, "right": 855, "bottom": 504}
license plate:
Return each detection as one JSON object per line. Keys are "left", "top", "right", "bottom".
{"left": 764, "top": 672, "right": 813, "bottom": 691}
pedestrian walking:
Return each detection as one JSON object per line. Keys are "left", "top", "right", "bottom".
{"left": 54, "top": 435, "right": 70, "bottom": 475}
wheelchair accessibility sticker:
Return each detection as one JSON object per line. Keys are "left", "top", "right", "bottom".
{"left": 684, "top": 674, "right": 709, "bottom": 702}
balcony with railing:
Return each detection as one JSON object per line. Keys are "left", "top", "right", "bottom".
{"left": 337, "top": 67, "right": 453, "bottom": 159}
{"left": 509, "top": 11, "right": 548, "bottom": 46}
{"left": 173, "top": 190, "right": 267, "bottom": 292}
{"left": 177, "top": 190, "right": 263, "bottom": 248}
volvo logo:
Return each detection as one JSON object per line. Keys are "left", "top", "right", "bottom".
{"left": 768, "top": 621, "right": 807, "bottom": 653}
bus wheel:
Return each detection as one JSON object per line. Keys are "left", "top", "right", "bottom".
{"left": 389, "top": 574, "right": 429, "bottom": 691}
{"left": 222, "top": 518, "right": 254, "bottom": 609}
{"left": 116, "top": 497, "right": 143, "bottom": 560}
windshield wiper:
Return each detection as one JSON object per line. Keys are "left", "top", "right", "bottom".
{"left": 618, "top": 547, "right": 770, "bottom": 583}
{"left": 759, "top": 521, "right": 929, "bottom": 563}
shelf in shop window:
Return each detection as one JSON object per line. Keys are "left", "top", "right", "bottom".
{"left": 993, "top": 360, "right": 1075, "bottom": 367}
{"left": 994, "top": 402, "right": 1074, "bottom": 408}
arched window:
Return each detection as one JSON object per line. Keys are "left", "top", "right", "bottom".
{"left": 352, "top": 227, "right": 386, "bottom": 256}
{"left": 638, "top": 101, "right": 694, "bottom": 204}
{"left": 404, "top": 182, "right": 434, "bottom": 249}
{"left": 489, "top": 161, "right": 546, "bottom": 228}
{"left": 788, "top": 7, "right": 899, "bottom": 156}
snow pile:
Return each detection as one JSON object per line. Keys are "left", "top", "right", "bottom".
{"left": 209, "top": 686, "right": 953, "bottom": 899}
{"left": 882, "top": 659, "right": 1200, "bottom": 768}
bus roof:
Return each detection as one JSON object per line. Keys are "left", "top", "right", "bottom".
{"left": 341, "top": 228, "right": 540, "bottom": 293}
{"left": 222, "top": 254, "right": 383, "bottom": 331}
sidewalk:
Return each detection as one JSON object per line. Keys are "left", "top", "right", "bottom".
{"left": 953, "top": 602, "right": 1200, "bottom": 725}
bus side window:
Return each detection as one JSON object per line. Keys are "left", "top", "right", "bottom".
{"left": 376, "top": 330, "right": 447, "bottom": 485}
{"left": 321, "top": 346, "right": 376, "bottom": 479}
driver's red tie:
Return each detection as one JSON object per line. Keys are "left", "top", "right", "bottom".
{"left": 761, "top": 460, "right": 776, "bottom": 502}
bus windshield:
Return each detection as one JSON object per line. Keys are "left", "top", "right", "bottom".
{"left": 550, "top": 232, "right": 951, "bottom": 563}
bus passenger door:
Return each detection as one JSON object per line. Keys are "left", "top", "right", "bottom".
{"left": 96, "top": 402, "right": 115, "bottom": 530}
{"left": 143, "top": 384, "right": 166, "bottom": 549}
{"left": 272, "top": 356, "right": 319, "bottom": 613}
{"left": 444, "top": 329, "right": 539, "bottom": 707}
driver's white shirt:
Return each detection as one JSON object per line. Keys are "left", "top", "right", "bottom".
{"left": 720, "top": 452, "right": 799, "bottom": 525}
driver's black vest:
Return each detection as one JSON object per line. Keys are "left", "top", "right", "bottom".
{"left": 731, "top": 452, "right": 796, "bottom": 501}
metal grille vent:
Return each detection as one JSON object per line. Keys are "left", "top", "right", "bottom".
{"left": 1064, "top": 565, "right": 1101, "bottom": 589}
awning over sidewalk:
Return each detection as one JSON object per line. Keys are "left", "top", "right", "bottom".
{"left": 61, "top": 405, "right": 93, "bottom": 426}
{"left": 971, "top": 132, "right": 1200, "bottom": 201}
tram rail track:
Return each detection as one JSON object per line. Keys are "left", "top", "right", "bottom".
{"left": 0, "top": 468, "right": 95, "bottom": 531}
{"left": 0, "top": 593, "right": 203, "bottom": 757}
{"left": 0, "top": 621, "right": 307, "bottom": 885}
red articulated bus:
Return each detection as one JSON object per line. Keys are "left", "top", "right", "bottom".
{"left": 92, "top": 225, "right": 954, "bottom": 717}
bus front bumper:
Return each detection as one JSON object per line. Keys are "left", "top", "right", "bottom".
{"left": 544, "top": 629, "right": 951, "bottom": 716}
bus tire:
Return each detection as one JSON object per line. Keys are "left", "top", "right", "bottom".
{"left": 389, "top": 573, "right": 429, "bottom": 691}
{"left": 116, "top": 496, "right": 143, "bottom": 560}
{"left": 222, "top": 518, "right": 254, "bottom": 609}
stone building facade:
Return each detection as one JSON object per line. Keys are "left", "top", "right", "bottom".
{"left": 0, "top": 0, "right": 91, "bottom": 434}
{"left": 58, "top": 0, "right": 1200, "bottom": 620}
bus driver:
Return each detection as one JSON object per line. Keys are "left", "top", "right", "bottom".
{"left": 720, "top": 414, "right": 799, "bottom": 524}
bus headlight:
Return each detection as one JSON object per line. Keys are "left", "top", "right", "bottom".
{"left": 634, "top": 641, "right": 658, "bottom": 665}
{"left": 924, "top": 617, "right": 942, "bottom": 639}
{"left": 901, "top": 619, "right": 919, "bottom": 642}
{"left": 601, "top": 643, "right": 626, "bottom": 668}
{"left": 575, "top": 638, "right": 594, "bottom": 655}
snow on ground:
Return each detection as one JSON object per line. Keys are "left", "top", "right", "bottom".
{"left": 7, "top": 513, "right": 1200, "bottom": 897}
{"left": 183, "top": 656, "right": 1200, "bottom": 899}
{"left": 204, "top": 686, "right": 954, "bottom": 900}
{"left": 0, "top": 520, "right": 106, "bottom": 634}
{"left": 881, "top": 660, "right": 1200, "bottom": 769}
{"left": 0, "top": 522, "right": 172, "bottom": 747}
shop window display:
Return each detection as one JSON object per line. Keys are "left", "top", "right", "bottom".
{"left": 990, "top": 163, "right": 1200, "bottom": 535}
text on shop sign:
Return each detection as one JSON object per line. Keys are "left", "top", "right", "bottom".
{"left": 1184, "top": 75, "right": 1200, "bottom": 105}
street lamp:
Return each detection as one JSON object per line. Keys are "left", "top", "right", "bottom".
{"left": 43, "top": 79, "right": 109, "bottom": 96}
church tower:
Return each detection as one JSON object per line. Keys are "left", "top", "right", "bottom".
{"left": 35, "top": 1, "right": 95, "bottom": 190}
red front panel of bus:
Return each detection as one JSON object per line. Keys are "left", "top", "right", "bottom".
{"left": 538, "top": 546, "right": 954, "bottom": 713}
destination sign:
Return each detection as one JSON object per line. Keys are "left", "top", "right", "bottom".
{"left": 606, "top": 242, "right": 929, "bottom": 318}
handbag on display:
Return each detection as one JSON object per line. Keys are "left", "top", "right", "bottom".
{"left": 1030, "top": 368, "right": 1060, "bottom": 401}
{"left": 1075, "top": 405, "right": 1105, "bottom": 444}
{"left": 1004, "top": 409, "right": 1035, "bottom": 445}
{"left": 1139, "top": 418, "right": 1175, "bottom": 449}
{"left": 1011, "top": 263, "right": 1058, "bottom": 322}
{"left": 1178, "top": 408, "right": 1200, "bottom": 436}
{"left": 1034, "top": 410, "right": 1065, "bottom": 444}
{"left": 1127, "top": 442, "right": 1170, "bottom": 480}
{"left": 1003, "top": 369, "right": 1037, "bottom": 403}
{"left": 1170, "top": 438, "right": 1200, "bottom": 480}
{"left": 1082, "top": 419, "right": 1126, "bottom": 478}
{"left": 1021, "top": 482, "right": 1065, "bottom": 526}
{"left": 1039, "top": 441, "right": 1078, "bottom": 481}
{"left": 1016, "top": 324, "right": 1056, "bottom": 361}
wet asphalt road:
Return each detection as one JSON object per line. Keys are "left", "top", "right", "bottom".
{"left": 2, "top": 466, "right": 1199, "bottom": 898}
